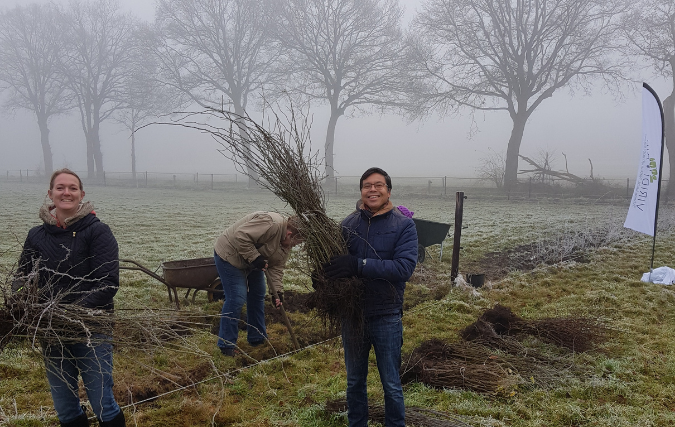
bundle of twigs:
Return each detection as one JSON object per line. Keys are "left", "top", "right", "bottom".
{"left": 1, "top": 271, "right": 216, "bottom": 356}
{"left": 401, "top": 338, "right": 571, "bottom": 392}
{"left": 467, "top": 304, "right": 608, "bottom": 352}
{"left": 325, "top": 399, "right": 473, "bottom": 427}
{"left": 400, "top": 339, "right": 516, "bottom": 393}
{"left": 161, "top": 107, "right": 364, "bottom": 332}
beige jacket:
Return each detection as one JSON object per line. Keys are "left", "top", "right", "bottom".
{"left": 214, "top": 211, "right": 290, "bottom": 294}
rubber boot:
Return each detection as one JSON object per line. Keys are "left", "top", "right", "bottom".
{"left": 60, "top": 412, "right": 90, "bottom": 427}
{"left": 99, "top": 410, "right": 125, "bottom": 427}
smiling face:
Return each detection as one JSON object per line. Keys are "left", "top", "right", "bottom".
{"left": 48, "top": 173, "right": 84, "bottom": 218}
{"left": 360, "top": 172, "right": 391, "bottom": 212}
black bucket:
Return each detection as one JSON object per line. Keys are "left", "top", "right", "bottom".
{"left": 465, "top": 273, "right": 485, "bottom": 288}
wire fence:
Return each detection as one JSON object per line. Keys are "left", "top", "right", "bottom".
{"left": 0, "top": 168, "right": 652, "bottom": 201}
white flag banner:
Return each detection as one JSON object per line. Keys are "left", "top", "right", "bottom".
{"left": 624, "top": 84, "right": 664, "bottom": 236}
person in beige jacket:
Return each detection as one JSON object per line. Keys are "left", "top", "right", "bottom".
{"left": 214, "top": 211, "right": 303, "bottom": 356}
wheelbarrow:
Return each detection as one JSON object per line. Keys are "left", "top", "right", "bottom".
{"left": 120, "top": 258, "right": 222, "bottom": 309}
{"left": 412, "top": 218, "right": 452, "bottom": 263}
{"left": 121, "top": 258, "right": 301, "bottom": 350}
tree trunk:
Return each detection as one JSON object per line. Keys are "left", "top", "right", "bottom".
{"left": 131, "top": 121, "right": 137, "bottom": 183}
{"left": 662, "top": 70, "right": 675, "bottom": 203}
{"left": 324, "top": 111, "right": 340, "bottom": 190}
{"left": 232, "top": 102, "right": 259, "bottom": 188}
{"left": 91, "top": 111, "right": 104, "bottom": 179}
{"left": 85, "top": 129, "right": 95, "bottom": 179}
{"left": 504, "top": 113, "right": 528, "bottom": 191}
{"left": 36, "top": 113, "right": 53, "bottom": 176}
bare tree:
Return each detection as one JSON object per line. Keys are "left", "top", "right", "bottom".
{"left": 410, "top": 0, "right": 627, "bottom": 190}
{"left": 0, "top": 4, "right": 72, "bottom": 175}
{"left": 476, "top": 148, "right": 506, "bottom": 188}
{"left": 152, "top": 0, "right": 280, "bottom": 188}
{"left": 622, "top": 0, "right": 675, "bottom": 202}
{"left": 275, "top": 0, "right": 407, "bottom": 187}
{"left": 114, "top": 23, "right": 175, "bottom": 183}
{"left": 60, "top": 0, "right": 136, "bottom": 179}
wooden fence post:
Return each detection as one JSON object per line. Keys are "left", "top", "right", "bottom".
{"left": 626, "top": 178, "right": 630, "bottom": 198}
{"left": 450, "top": 191, "right": 466, "bottom": 282}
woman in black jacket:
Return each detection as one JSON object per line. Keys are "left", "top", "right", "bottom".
{"left": 17, "top": 169, "right": 125, "bottom": 427}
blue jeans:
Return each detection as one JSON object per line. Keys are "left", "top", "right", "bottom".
{"left": 214, "top": 253, "right": 267, "bottom": 350}
{"left": 43, "top": 336, "right": 121, "bottom": 423}
{"left": 342, "top": 313, "right": 405, "bottom": 427}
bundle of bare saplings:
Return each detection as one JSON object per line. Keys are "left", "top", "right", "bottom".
{"left": 1, "top": 267, "right": 215, "bottom": 355}
{"left": 400, "top": 304, "right": 608, "bottom": 393}
{"left": 166, "top": 108, "right": 365, "bottom": 333}
{"left": 463, "top": 303, "right": 608, "bottom": 352}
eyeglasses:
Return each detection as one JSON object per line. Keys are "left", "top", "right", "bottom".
{"left": 362, "top": 182, "right": 387, "bottom": 191}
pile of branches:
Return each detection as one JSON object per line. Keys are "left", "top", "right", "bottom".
{"left": 164, "top": 107, "right": 364, "bottom": 332}
{"left": 400, "top": 303, "right": 605, "bottom": 393}
{"left": 1, "top": 271, "right": 216, "bottom": 356}
{"left": 399, "top": 338, "right": 569, "bottom": 393}
{"left": 400, "top": 339, "right": 512, "bottom": 393}
{"left": 463, "top": 304, "right": 608, "bottom": 353}
{"left": 325, "top": 399, "right": 473, "bottom": 427}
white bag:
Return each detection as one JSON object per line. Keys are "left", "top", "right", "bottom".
{"left": 641, "top": 266, "right": 675, "bottom": 285}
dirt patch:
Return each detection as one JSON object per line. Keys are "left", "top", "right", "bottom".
{"left": 115, "top": 361, "right": 214, "bottom": 405}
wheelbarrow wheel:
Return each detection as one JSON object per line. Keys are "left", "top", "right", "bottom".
{"left": 417, "top": 244, "right": 426, "bottom": 263}
{"left": 208, "top": 278, "right": 224, "bottom": 302}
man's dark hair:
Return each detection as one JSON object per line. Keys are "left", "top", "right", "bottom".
{"left": 360, "top": 167, "right": 392, "bottom": 190}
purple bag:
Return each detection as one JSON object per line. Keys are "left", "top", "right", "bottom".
{"left": 397, "top": 205, "right": 414, "bottom": 218}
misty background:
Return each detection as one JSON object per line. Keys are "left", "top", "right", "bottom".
{"left": 0, "top": 0, "right": 671, "bottom": 186}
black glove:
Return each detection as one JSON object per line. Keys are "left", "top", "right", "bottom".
{"left": 323, "top": 255, "right": 359, "bottom": 279}
{"left": 251, "top": 255, "right": 267, "bottom": 270}
{"left": 310, "top": 270, "right": 323, "bottom": 290}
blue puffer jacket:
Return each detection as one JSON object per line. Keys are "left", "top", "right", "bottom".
{"left": 18, "top": 202, "right": 119, "bottom": 310}
{"left": 341, "top": 205, "right": 418, "bottom": 317}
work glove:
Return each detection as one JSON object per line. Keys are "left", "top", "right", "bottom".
{"left": 273, "top": 292, "right": 283, "bottom": 308}
{"left": 323, "top": 255, "right": 359, "bottom": 279}
{"left": 310, "top": 270, "right": 323, "bottom": 290}
{"left": 250, "top": 255, "right": 267, "bottom": 270}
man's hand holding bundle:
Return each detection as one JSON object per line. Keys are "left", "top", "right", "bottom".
{"left": 323, "top": 255, "right": 359, "bottom": 279}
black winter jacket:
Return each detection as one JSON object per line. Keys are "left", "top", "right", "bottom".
{"left": 18, "top": 202, "right": 119, "bottom": 310}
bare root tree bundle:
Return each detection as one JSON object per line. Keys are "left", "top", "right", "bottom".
{"left": 400, "top": 339, "right": 517, "bottom": 393}
{"left": 325, "top": 399, "right": 473, "bottom": 427}
{"left": 458, "top": 319, "right": 524, "bottom": 354}
{"left": 467, "top": 304, "right": 608, "bottom": 352}
{"left": 401, "top": 338, "right": 571, "bottom": 392}
{"left": 512, "top": 317, "right": 608, "bottom": 353}
{"left": 457, "top": 318, "right": 582, "bottom": 387}
{"left": 158, "top": 107, "right": 364, "bottom": 332}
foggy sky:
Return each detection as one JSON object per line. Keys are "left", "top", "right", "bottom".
{"left": 0, "top": 0, "right": 669, "bottom": 181}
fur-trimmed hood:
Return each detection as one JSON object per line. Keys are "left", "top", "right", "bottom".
{"left": 39, "top": 201, "right": 95, "bottom": 228}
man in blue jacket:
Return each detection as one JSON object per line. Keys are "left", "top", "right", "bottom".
{"left": 324, "top": 167, "right": 418, "bottom": 427}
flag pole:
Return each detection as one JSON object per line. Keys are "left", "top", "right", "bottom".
{"left": 643, "top": 83, "right": 666, "bottom": 271}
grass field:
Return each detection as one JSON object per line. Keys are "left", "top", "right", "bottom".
{"left": 2, "top": 181, "right": 675, "bottom": 426}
